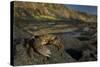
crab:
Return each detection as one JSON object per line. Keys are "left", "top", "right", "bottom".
{"left": 23, "top": 34, "right": 64, "bottom": 58}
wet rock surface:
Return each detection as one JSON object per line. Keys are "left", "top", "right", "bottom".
{"left": 13, "top": 20, "right": 97, "bottom": 66}
{"left": 14, "top": 40, "right": 76, "bottom": 66}
{"left": 13, "top": 33, "right": 97, "bottom": 66}
{"left": 12, "top": 2, "right": 97, "bottom": 66}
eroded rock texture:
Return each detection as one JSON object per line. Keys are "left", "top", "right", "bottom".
{"left": 13, "top": 34, "right": 97, "bottom": 66}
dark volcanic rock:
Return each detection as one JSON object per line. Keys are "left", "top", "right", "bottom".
{"left": 56, "top": 34, "right": 97, "bottom": 61}
{"left": 79, "top": 49, "right": 97, "bottom": 61}
{"left": 14, "top": 41, "right": 76, "bottom": 66}
{"left": 65, "top": 49, "right": 82, "bottom": 61}
{"left": 13, "top": 33, "right": 97, "bottom": 66}
{"left": 57, "top": 35, "right": 84, "bottom": 50}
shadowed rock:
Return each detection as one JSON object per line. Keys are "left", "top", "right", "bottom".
{"left": 14, "top": 40, "right": 76, "bottom": 66}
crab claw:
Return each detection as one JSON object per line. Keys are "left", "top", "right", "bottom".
{"left": 36, "top": 46, "right": 51, "bottom": 57}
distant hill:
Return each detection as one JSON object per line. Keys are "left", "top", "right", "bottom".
{"left": 13, "top": 1, "right": 97, "bottom": 23}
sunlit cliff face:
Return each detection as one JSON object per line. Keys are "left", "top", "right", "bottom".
{"left": 14, "top": 1, "right": 97, "bottom": 23}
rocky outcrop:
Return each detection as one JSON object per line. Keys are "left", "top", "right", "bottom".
{"left": 13, "top": 1, "right": 97, "bottom": 22}
{"left": 12, "top": 1, "right": 97, "bottom": 66}
{"left": 14, "top": 38, "right": 76, "bottom": 66}
{"left": 13, "top": 34, "right": 97, "bottom": 66}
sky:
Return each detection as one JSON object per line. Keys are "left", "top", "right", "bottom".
{"left": 67, "top": 4, "right": 97, "bottom": 15}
